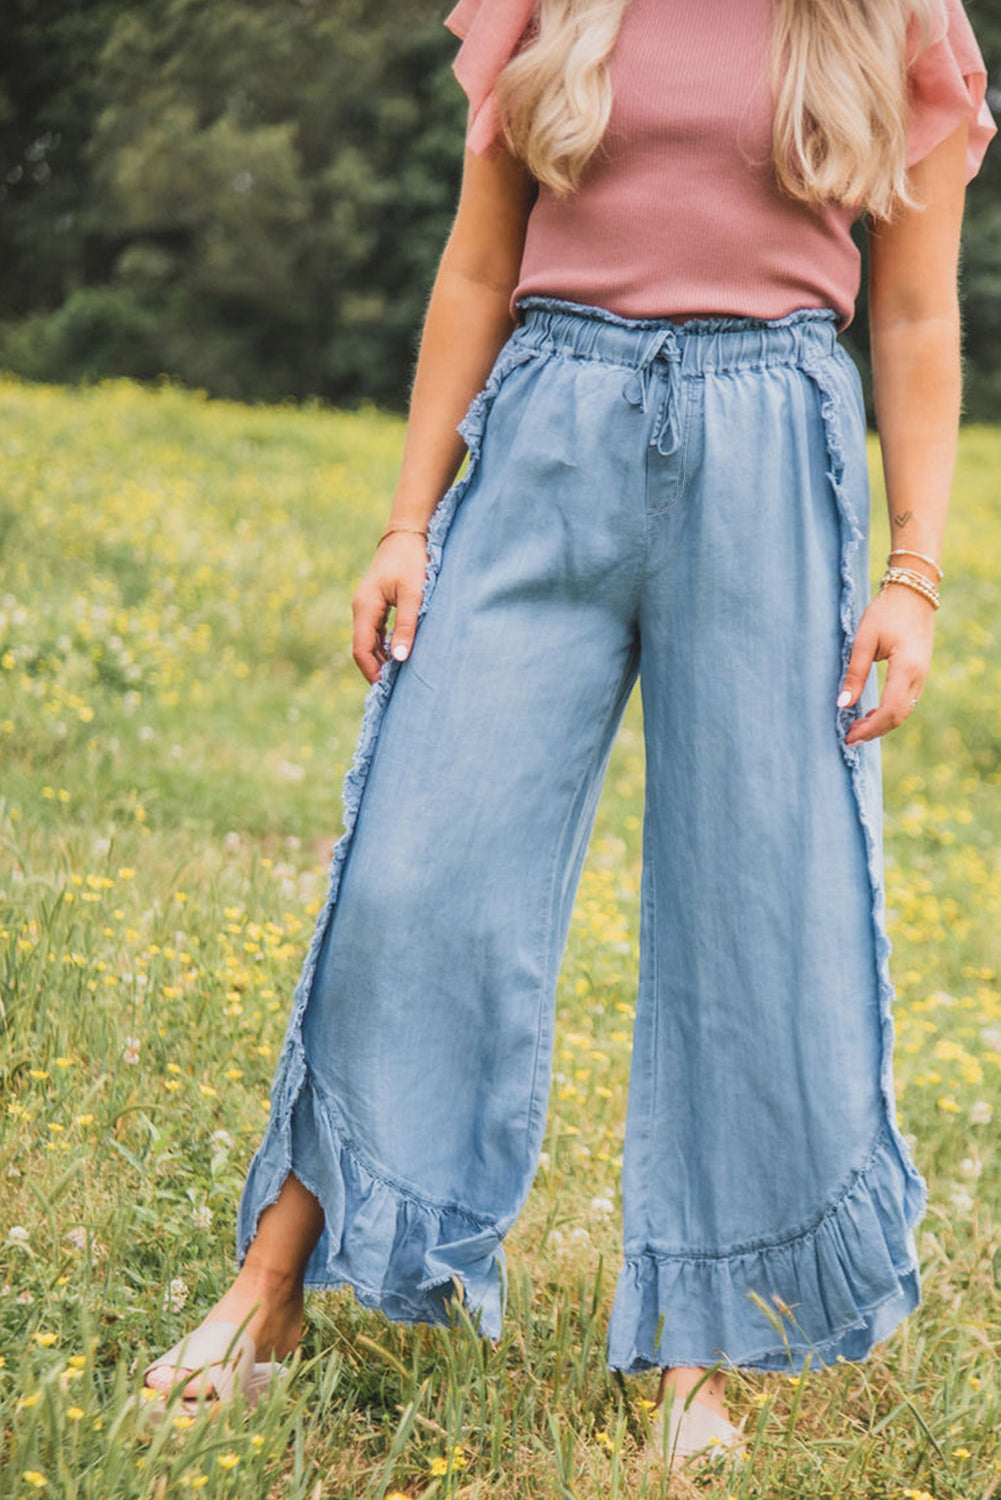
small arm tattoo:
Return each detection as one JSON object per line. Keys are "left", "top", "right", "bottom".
{"left": 892, "top": 509, "right": 913, "bottom": 528}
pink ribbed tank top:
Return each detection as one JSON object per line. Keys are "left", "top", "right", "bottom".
{"left": 444, "top": 0, "right": 997, "bottom": 331}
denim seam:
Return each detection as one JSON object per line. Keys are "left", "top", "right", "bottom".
{"left": 645, "top": 373, "right": 701, "bottom": 516}
{"left": 516, "top": 340, "right": 828, "bottom": 380}
{"left": 623, "top": 1116, "right": 902, "bottom": 1262}
{"left": 641, "top": 775, "right": 661, "bottom": 1248}
{"left": 798, "top": 349, "right": 930, "bottom": 1233}
{"left": 302, "top": 1065, "right": 505, "bottom": 1227}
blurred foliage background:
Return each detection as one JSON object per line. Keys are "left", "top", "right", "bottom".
{"left": 0, "top": 0, "right": 998, "bottom": 417}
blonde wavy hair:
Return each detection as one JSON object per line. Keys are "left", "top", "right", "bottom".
{"left": 491, "top": 0, "right": 945, "bottom": 220}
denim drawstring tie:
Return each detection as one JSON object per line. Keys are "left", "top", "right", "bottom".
{"left": 621, "top": 327, "right": 684, "bottom": 457}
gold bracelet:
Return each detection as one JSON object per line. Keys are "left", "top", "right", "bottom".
{"left": 887, "top": 548, "right": 943, "bottom": 579}
{"left": 879, "top": 566, "right": 941, "bottom": 609}
{"left": 376, "top": 524, "right": 428, "bottom": 549}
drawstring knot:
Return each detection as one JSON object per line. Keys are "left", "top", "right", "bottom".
{"left": 621, "top": 328, "right": 684, "bottom": 457}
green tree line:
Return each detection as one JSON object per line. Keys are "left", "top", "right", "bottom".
{"left": 0, "top": 0, "right": 998, "bottom": 417}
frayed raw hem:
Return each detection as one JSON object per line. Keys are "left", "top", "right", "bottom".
{"left": 234, "top": 331, "right": 535, "bottom": 1341}
{"left": 515, "top": 292, "right": 841, "bottom": 336}
{"left": 605, "top": 1121, "right": 924, "bottom": 1376}
{"left": 801, "top": 342, "right": 929, "bottom": 1233}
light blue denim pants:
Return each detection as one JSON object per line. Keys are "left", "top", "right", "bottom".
{"left": 236, "top": 294, "right": 928, "bottom": 1374}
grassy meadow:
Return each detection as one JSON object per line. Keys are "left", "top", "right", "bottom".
{"left": 0, "top": 371, "right": 999, "bottom": 1499}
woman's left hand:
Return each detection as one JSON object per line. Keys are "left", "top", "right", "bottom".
{"left": 837, "top": 583, "right": 936, "bottom": 745}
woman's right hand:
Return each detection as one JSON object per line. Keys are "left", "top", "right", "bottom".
{"left": 346, "top": 136, "right": 536, "bottom": 687}
{"left": 351, "top": 531, "right": 430, "bottom": 684}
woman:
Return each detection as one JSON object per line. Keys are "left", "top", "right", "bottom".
{"left": 143, "top": 0, "right": 996, "bottom": 1471}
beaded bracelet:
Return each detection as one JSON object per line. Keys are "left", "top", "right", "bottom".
{"left": 879, "top": 566, "right": 941, "bottom": 609}
{"left": 887, "top": 547, "right": 943, "bottom": 580}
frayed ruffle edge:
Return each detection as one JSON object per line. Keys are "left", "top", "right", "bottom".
{"left": 801, "top": 343, "right": 928, "bottom": 1231}
{"left": 234, "top": 332, "right": 536, "bottom": 1336}
{"left": 515, "top": 292, "right": 841, "bottom": 336}
{"left": 238, "top": 1070, "right": 507, "bottom": 1336}
{"left": 606, "top": 1120, "right": 922, "bottom": 1375}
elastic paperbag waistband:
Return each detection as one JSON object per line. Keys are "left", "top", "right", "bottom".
{"left": 513, "top": 294, "right": 839, "bottom": 374}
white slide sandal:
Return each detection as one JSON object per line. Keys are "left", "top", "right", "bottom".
{"left": 645, "top": 1391, "right": 749, "bottom": 1471}
{"left": 141, "top": 1318, "right": 289, "bottom": 1421}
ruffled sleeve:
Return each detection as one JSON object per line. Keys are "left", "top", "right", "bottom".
{"left": 444, "top": 0, "right": 537, "bottom": 156}
{"left": 905, "top": 0, "right": 998, "bottom": 183}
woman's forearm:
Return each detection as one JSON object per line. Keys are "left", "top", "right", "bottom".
{"left": 869, "top": 309, "right": 962, "bottom": 573}
{"left": 383, "top": 257, "right": 519, "bottom": 534}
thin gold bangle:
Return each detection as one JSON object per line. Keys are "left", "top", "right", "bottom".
{"left": 376, "top": 524, "right": 428, "bottom": 549}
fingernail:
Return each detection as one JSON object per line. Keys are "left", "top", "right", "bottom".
{"left": 392, "top": 642, "right": 409, "bottom": 661}
{"left": 836, "top": 690, "right": 851, "bottom": 707}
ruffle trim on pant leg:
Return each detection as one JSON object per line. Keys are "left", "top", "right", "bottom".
{"left": 605, "top": 1119, "right": 924, "bottom": 1375}
{"left": 237, "top": 1068, "right": 508, "bottom": 1336}
{"left": 234, "top": 332, "right": 537, "bottom": 1333}
{"left": 799, "top": 342, "right": 928, "bottom": 1235}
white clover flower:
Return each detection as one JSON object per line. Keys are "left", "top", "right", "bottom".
{"left": 949, "top": 1187, "right": 975, "bottom": 1215}
{"left": 192, "top": 1205, "right": 213, "bottom": 1231}
{"left": 121, "top": 1036, "right": 141, "bottom": 1065}
{"left": 588, "top": 1195, "right": 615, "bottom": 1220}
{"left": 8, "top": 1225, "right": 30, "bottom": 1244}
{"left": 569, "top": 1226, "right": 591, "bottom": 1245}
{"left": 65, "top": 1227, "right": 88, "bottom": 1251}
{"left": 970, "top": 1101, "right": 993, "bottom": 1125}
{"left": 209, "top": 1129, "right": 233, "bottom": 1153}
{"left": 163, "top": 1277, "right": 189, "bottom": 1314}
{"left": 16, "top": 1289, "right": 35, "bottom": 1304}
{"left": 223, "top": 831, "right": 242, "bottom": 853}
{"left": 958, "top": 1157, "right": 983, "bottom": 1180}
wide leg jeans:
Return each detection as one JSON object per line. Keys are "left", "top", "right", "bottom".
{"left": 235, "top": 295, "right": 928, "bottom": 1373}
